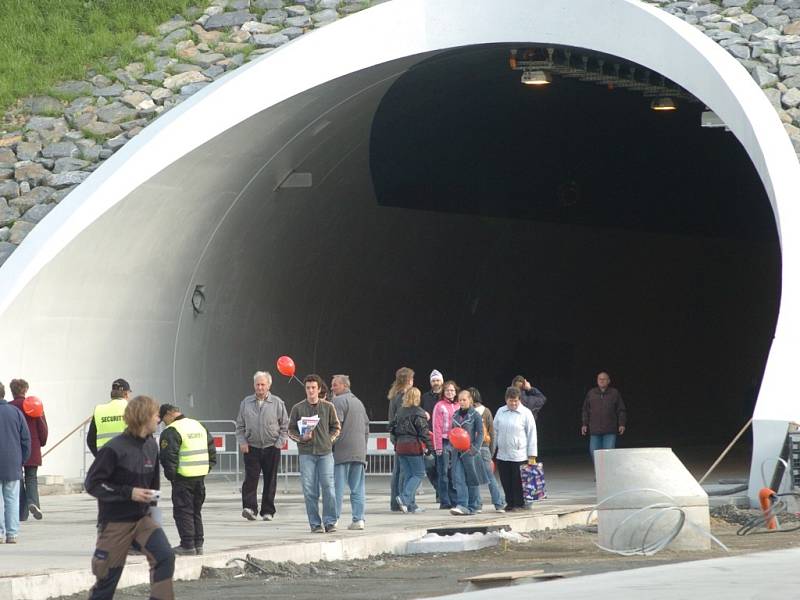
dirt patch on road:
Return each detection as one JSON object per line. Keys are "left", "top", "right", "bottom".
{"left": 56, "top": 510, "right": 800, "bottom": 600}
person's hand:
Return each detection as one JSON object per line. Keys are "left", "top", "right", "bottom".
{"left": 528, "top": 456, "right": 537, "bottom": 465}
{"left": 131, "top": 488, "right": 154, "bottom": 503}
{"left": 618, "top": 426, "right": 626, "bottom": 435}
{"left": 581, "top": 425, "right": 588, "bottom": 436}
{"left": 302, "top": 431, "right": 313, "bottom": 441}
{"left": 239, "top": 442, "right": 249, "bottom": 454}
{"left": 523, "top": 379, "right": 532, "bottom": 391}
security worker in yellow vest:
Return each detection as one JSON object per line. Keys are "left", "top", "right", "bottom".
{"left": 87, "top": 379, "right": 131, "bottom": 457}
{"left": 158, "top": 404, "right": 216, "bottom": 556}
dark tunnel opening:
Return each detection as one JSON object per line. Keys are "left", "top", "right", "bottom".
{"left": 355, "top": 44, "right": 781, "bottom": 454}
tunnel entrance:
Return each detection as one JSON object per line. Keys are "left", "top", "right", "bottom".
{"left": 341, "top": 44, "right": 779, "bottom": 454}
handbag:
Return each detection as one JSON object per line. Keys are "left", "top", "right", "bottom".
{"left": 519, "top": 462, "right": 547, "bottom": 502}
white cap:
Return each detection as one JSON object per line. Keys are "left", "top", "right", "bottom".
{"left": 430, "top": 369, "right": 444, "bottom": 382}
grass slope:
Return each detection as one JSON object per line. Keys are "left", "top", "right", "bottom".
{"left": 0, "top": 0, "right": 206, "bottom": 110}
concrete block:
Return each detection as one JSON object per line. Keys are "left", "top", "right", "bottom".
{"left": 595, "top": 448, "right": 710, "bottom": 551}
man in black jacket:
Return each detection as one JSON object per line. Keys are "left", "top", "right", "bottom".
{"left": 512, "top": 375, "right": 547, "bottom": 417}
{"left": 420, "top": 370, "right": 444, "bottom": 498}
{"left": 84, "top": 395, "right": 174, "bottom": 600}
{"left": 158, "top": 404, "right": 216, "bottom": 555}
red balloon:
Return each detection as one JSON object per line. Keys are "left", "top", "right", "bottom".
{"left": 23, "top": 396, "right": 43, "bottom": 418}
{"left": 276, "top": 355, "right": 296, "bottom": 377}
{"left": 449, "top": 427, "right": 470, "bottom": 452}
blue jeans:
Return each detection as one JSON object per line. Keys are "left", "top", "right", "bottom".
{"left": 334, "top": 462, "right": 366, "bottom": 522}
{"left": 299, "top": 453, "right": 337, "bottom": 528}
{"left": 0, "top": 480, "right": 20, "bottom": 539}
{"left": 589, "top": 434, "right": 617, "bottom": 461}
{"left": 479, "top": 448, "right": 505, "bottom": 509}
{"left": 451, "top": 455, "right": 480, "bottom": 513}
{"left": 436, "top": 442, "right": 459, "bottom": 508}
{"left": 397, "top": 455, "right": 426, "bottom": 510}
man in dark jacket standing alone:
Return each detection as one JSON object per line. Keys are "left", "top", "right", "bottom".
{"left": 331, "top": 375, "right": 370, "bottom": 530}
{"left": 158, "top": 404, "right": 216, "bottom": 555}
{"left": 0, "top": 381, "right": 31, "bottom": 544}
{"left": 581, "top": 372, "right": 627, "bottom": 463}
{"left": 9, "top": 378, "right": 47, "bottom": 521}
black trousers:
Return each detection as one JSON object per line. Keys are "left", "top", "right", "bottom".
{"left": 171, "top": 477, "right": 206, "bottom": 549}
{"left": 497, "top": 459, "right": 526, "bottom": 509}
{"left": 242, "top": 445, "right": 281, "bottom": 516}
{"left": 89, "top": 516, "right": 174, "bottom": 600}
{"left": 19, "top": 465, "right": 39, "bottom": 521}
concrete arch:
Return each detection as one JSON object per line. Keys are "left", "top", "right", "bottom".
{"left": 0, "top": 0, "right": 797, "bottom": 501}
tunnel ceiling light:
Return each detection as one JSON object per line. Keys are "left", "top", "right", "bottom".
{"left": 701, "top": 110, "right": 728, "bottom": 130}
{"left": 521, "top": 70, "right": 552, "bottom": 86}
{"left": 276, "top": 171, "right": 313, "bottom": 190}
{"left": 651, "top": 97, "right": 677, "bottom": 111}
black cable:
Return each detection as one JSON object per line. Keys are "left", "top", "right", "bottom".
{"left": 736, "top": 493, "right": 800, "bottom": 536}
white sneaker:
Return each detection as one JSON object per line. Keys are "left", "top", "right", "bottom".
{"left": 347, "top": 520, "right": 365, "bottom": 530}
{"left": 29, "top": 504, "right": 43, "bottom": 520}
{"left": 241, "top": 508, "right": 257, "bottom": 521}
{"left": 495, "top": 507, "right": 506, "bottom": 513}
{"left": 449, "top": 507, "right": 465, "bottom": 515}
{"left": 395, "top": 496, "right": 408, "bottom": 514}
{"left": 261, "top": 514, "right": 273, "bottom": 521}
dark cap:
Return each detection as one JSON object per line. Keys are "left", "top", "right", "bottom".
{"left": 111, "top": 378, "right": 131, "bottom": 392}
{"left": 159, "top": 403, "right": 179, "bottom": 421}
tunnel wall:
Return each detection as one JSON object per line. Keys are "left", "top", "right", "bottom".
{"left": 0, "top": 0, "right": 796, "bottom": 503}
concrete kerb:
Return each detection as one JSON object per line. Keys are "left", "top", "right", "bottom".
{"left": 1, "top": 509, "right": 593, "bottom": 600}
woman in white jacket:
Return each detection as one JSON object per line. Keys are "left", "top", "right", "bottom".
{"left": 493, "top": 386, "right": 538, "bottom": 511}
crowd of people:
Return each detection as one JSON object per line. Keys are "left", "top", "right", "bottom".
{"left": 0, "top": 368, "right": 626, "bottom": 600}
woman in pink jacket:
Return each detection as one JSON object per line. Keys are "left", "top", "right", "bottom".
{"left": 432, "top": 380, "right": 460, "bottom": 509}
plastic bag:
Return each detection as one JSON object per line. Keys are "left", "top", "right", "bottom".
{"left": 520, "top": 462, "right": 546, "bottom": 502}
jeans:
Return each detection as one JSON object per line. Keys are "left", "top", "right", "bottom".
{"left": 19, "top": 465, "right": 39, "bottom": 521}
{"left": 397, "top": 455, "right": 426, "bottom": 510}
{"left": 436, "top": 442, "right": 459, "bottom": 508}
{"left": 589, "top": 434, "right": 617, "bottom": 461}
{"left": 479, "top": 448, "right": 505, "bottom": 509}
{"left": 298, "top": 453, "right": 337, "bottom": 528}
{"left": 334, "top": 462, "right": 366, "bottom": 522}
{"left": 0, "top": 480, "right": 21, "bottom": 539}
{"left": 390, "top": 457, "right": 404, "bottom": 511}
{"left": 451, "top": 455, "right": 480, "bottom": 513}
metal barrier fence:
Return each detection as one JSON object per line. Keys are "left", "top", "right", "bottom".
{"left": 79, "top": 419, "right": 393, "bottom": 494}
{"left": 200, "top": 419, "right": 241, "bottom": 489}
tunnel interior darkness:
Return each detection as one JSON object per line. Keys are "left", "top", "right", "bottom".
{"left": 173, "top": 44, "right": 780, "bottom": 455}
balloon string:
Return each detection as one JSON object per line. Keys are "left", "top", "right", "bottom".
{"left": 290, "top": 375, "right": 305, "bottom": 387}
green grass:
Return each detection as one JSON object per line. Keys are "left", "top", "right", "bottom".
{"left": 0, "top": 0, "right": 210, "bottom": 111}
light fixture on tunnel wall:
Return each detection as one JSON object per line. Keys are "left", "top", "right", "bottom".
{"left": 650, "top": 97, "right": 677, "bottom": 111}
{"left": 521, "top": 69, "right": 551, "bottom": 86}
{"left": 191, "top": 285, "right": 206, "bottom": 316}
{"left": 275, "top": 170, "right": 313, "bottom": 190}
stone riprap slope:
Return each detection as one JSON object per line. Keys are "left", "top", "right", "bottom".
{"left": 0, "top": 0, "right": 797, "bottom": 265}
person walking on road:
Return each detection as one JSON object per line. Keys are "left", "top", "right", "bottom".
{"left": 331, "top": 374, "right": 370, "bottom": 531}
{"left": 581, "top": 371, "right": 627, "bottom": 462}
{"left": 0, "top": 381, "right": 31, "bottom": 544}
{"left": 84, "top": 395, "right": 174, "bottom": 600}
{"left": 236, "top": 371, "right": 289, "bottom": 522}
{"left": 158, "top": 404, "right": 216, "bottom": 555}
{"left": 87, "top": 379, "right": 131, "bottom": 457}
{"left": 289, "top": 374, "right": 341, "bottom": 533}
{"left": 9, "top": 378, "right": 47, "bottom": 521}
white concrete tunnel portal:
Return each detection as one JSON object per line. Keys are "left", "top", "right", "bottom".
{"left": 1, "top": 0, "right": 799, "bottom": 505}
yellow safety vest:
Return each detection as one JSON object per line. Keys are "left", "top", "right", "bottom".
{"left": 167, "top": 418, "right": 210, "bottom": 477}
{"left": 93, "top": 399, "right": 128, "bottom": 449}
